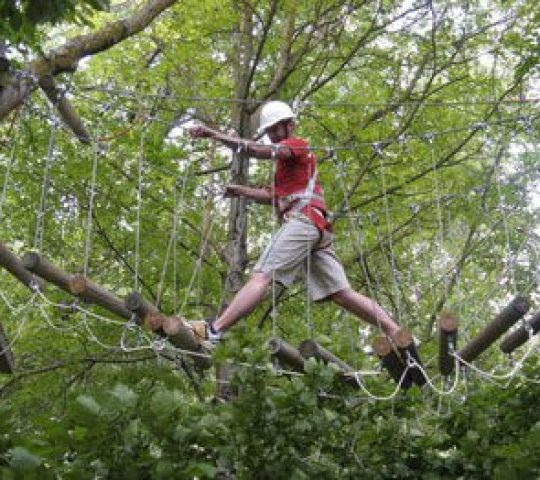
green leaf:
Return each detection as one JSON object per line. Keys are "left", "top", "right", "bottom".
{"left": 110, "top": 383, "right": 138, "bottom": 408}
{"left": 7, "top": 446, "right": 41, "bottom": 471}
{"left": 76, "top": 394, "right": 101, "bottom": 416}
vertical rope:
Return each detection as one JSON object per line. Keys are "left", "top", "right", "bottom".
{"left": 270, "top": 145, "right": 278, "bottom": 337}
{"left": 428, "top": 134, "right": 451, "bottom": 307}
{"left": 34, "top": 115, "right": 57, "bottom": 251}
{"left": 179, "top": 200, "right": 216, "bottom": 316}
{"left": 83, "top": 136, "right": 100, "bottom": 276}
{"left": 334, "top": 150, "right": 384, "bottom": 333}
{"left": 377, "top": 145, "right": 403, "bottom": 324}
{"left": 134, "top": 125, "right": 146, "bottom": 291}
{"left": 305, "top": 152, "right": 313, "bottom": 338}
{"left": 0, "top": 105, "right": 27, "bottom": 228}
{"left": 157, "top": 172, "right": 189, "bottom": 308}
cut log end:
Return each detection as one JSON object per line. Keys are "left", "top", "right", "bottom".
{"left": 68, "top": 274, "right": 87, "bottom": 295}
{"left": 511, "top": 295, "right": 530, "bottom": 316}
{"left": 439, "top": 313, "right": 458, "bottom": 333}
{"left": 21, "top": 251, "right": 41, "bottom": 271}
{"left": 266, "top": 337, "right": 282, "bottom": 355}
{"left": 372, "top": 336, "right": 392, "bottom": 357}
{"left": 392, "top": 329, "right": 413, "bottom": 349}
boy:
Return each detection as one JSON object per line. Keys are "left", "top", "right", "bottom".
{"left": 178, "top": 101, "right": 401, "bottom": 344}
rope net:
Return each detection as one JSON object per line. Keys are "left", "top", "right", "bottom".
{"left": 0, "top": 90, "right": 539, "bottom": 403}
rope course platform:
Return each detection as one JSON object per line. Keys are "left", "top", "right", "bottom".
{"left": 0, "top": 235, "right": 539, "bottom": 401}
{"left": 0, "top": 93, "right": 539, "bottom": 406}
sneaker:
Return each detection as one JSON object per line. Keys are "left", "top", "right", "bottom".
{"left": 206, "top": 318, "right": 222, "bottom": 345}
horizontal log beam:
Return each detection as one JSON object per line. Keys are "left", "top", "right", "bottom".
{"left": 22, "top": 251, "right": 72, "bottom": 292}
{"left": 458, "top": 295, "right": 529, "bottom": 363}
{"left": 124, "top": 291, "right": 164, "bottom": 331}
{"left": 439, "top": 313, "right": 458, "bottom": 376}
{"left": 500, "top": 309, "right": 540, "bottom": 354}
{"left": 38, "top": 75, "right": 91, "bottom": 143}
{"left": 372, "top": 336, "right": 411, "bottom": 389}
{"left": 266, "top": 337, "right": 305, "bottom": 373}
{"left": 162, "top": 316, "right": 212, "bottom": 370}
{"left": 0, "top": 243, "right": 44, "bottom": 291}
{"left": 298, "top": 339, "right": 354, "bottom": 373}
{"left": 69, "top": 274, "right": 131, "bottom": 319}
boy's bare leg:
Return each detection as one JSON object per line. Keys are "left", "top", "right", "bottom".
{"left": 213, "top": 272, "right": 272, "bottom": 332}
{"left": 329, "top": 287, "right": 401, "bottom": 338}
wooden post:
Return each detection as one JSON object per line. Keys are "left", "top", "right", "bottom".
{"left": 22, "top": 251, "right": 72, "bottom": 292}
{"left": 68, "top": 274, "right": 131, "bottom": 320}
{"left": 458, "top": 295, "right": 530, "bottom": 363}
{"left": 500, "top": 309, "right": 540, "bottom": 354}
{"left": 439, "top": 313, "right": 458, "bottom": 376}
{"left": 0, "top": 243, "right": 44, "bottom": 291}
{"left": 372, "top": 336, "right": 412, "bottom": 389}
{"left": 0, "top": 321, "right": 14, "bottom": 374}
{"left": 392, "top": 329, "right": 426, "bottom": 386}
{"left": 298, "top": 339, "right": 354, "bottom": 373}
{"left": 266, "top": 337, "right": 305, "bottom": 373}
{"left": 215, "top": 362, "right": 238, "bottom": 401}
{"left": 161, "top": 316, "right": 213, "bottom": 370}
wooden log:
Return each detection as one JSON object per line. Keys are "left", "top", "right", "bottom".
{"left": 458, "top": 295, "right": 530, "bottom": 363}
{"left": 162, "top": 316, "right": 212, "bottom": 370}
{"left": 392, "top": 329, "right": 426, "bottom": 386}
{"left": 372, "top": 336, "right": 412, "bottom": 389}
{"left": 439, "top": 313, "right": 458, "bottom": 376}
{"left": 0, "top": 321, "right": 14, "bottom": 374}
{"left": 68, "top": 274, "right": 131, "bottom": 319}
{"left": 298, "top": 339, "right": 354, "bottom": 373}
{"left": 38, "top": 75, "right": 91, "bottom": 144}
{"left": 500, "top": 309, "right": 540, "bottom": 354}
{"left": 0, "top": 243, "right": 44, "bottom": 291}
{"left": 266, "top": 337, "right": 305, "bottom": 373}
{"left": 22, "top": 251, "right": 71, "bottom": 292}
{"left": 124, "top": 291, "right": 165, "bottom": 331}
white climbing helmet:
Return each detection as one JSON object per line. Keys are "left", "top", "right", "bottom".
{"left": 258, "top": 101, "right": 296, "bottom": 133}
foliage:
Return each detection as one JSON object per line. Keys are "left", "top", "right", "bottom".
{"left": 1, "top": 358, "right": 540, "bottom": 478}
{"left": 1, "top": 0, "right": 540, "bottom": 477}
{"left": 0, "top": 0, "right": 110, "bottom": 48}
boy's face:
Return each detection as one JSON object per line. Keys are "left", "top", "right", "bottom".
{"left": 265, "top": 120, "right": 293, "bottom": 143}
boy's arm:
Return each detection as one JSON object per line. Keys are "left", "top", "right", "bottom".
{"left": 224, "top": 184, "right": 272, "bottom": 204}
{"left": 189, "top": 124, "right": 293, "bottom": 161}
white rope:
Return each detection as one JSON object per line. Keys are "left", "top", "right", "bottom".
{"left": 0, "top": 291, "right": 38, "bottom": 355}
{"left": 0, "top": 104, "right": 27, "bottom": 227}
{"left": 33, "top": 116, "right": 57, "bottom": 251}
{"left": 353, "top": 366, "right": 410, "bottom": 401}
{"left": 83, "top": 137, "right": 100, "bottom": 276}
{"left": 333, "top": 151, "right": 385, "bottom": 334}
{"left": 178, "top": 198, "right": 217, "bottom": 316}
{"left": 270, "top": 145, "right": 278, "bottom": 337}
{"left": 451, "top": 332, "right": 539, "bottom": 387}
{"left": 377, "top": 147, "right": 403, "bottom": 324}
{"left": 134, "top": 125, "right": 147, "bottom": 291}
{"left": 156, "top": 173, "right": 189, "bottom": 308}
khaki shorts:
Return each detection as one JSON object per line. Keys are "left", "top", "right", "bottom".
{"left": 254, "top": 213, "right": 350, "bottom": 301}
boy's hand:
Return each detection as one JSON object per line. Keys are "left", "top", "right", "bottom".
{"left": 188, "top": 124, "right": 214, "bottom": 139}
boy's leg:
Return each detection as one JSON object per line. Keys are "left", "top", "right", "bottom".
{"left": 213, "top": 271, "right": 272, "bottom": 332}
{"left": 329, "top": 287, "right": 401, "bottom": 338}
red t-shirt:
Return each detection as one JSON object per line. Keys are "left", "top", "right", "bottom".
{"left": 271, "top": 137, "right": 329, "bottom": 231}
